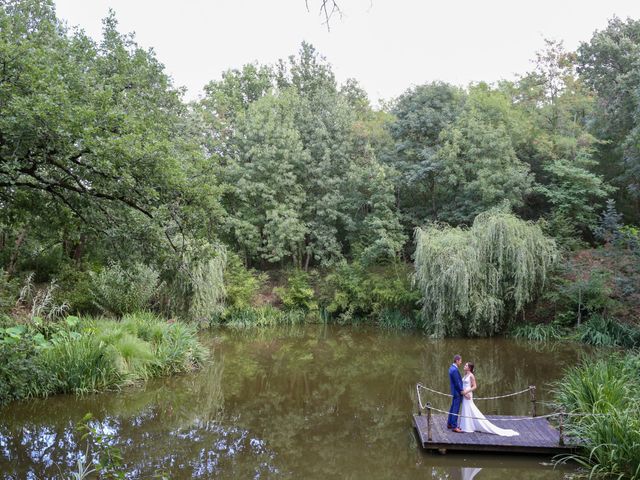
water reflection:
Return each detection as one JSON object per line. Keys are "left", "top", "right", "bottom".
{"left": 0, "top": 325, "right": 586, "bottom": 479}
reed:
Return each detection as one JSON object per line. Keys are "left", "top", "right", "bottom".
{"left": 223, "top": 306, "right": 308, "bottom": 328}
{"left": 510, "top": 322, "right": 566, "bottom": 342}
{"left": 554, "top": 353, "right": 640, "bottom": 479}
{"left": 0, "top": 312, "right": 208, "bottom": 404}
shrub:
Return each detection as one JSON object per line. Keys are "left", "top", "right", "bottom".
{"left": 223, "top": 253, "right": 266, "bottom": 309}
{"left": 549, "top": 268, "right": 617, "bottom": 327}
{"left": 90, "top": 263, "right": 159, "bottom": 316}
{"left": 275, "top": 269, "right": 318, "bottom": 312}
{"left": 54, "top": 265, "right": 97, "bottom": 314}
{"left": 0, "top": 336, "right": 52, "bottom": 404}
{"left": 575, "top": 315, "right": 640, "bottom": 348}
{"left": 318, "top": 261, "right": 420, "bottom": 323}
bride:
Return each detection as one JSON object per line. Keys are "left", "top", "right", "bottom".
{"left": 459, "top": 362, "right": 519, "bottom": 437}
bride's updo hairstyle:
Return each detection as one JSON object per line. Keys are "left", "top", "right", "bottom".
{"left": 467, "top": 362, "right": 475, "bottom": 373}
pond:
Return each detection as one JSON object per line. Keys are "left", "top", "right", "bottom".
{"left": 0, "top": 325, "right": 590, "bottom": 479}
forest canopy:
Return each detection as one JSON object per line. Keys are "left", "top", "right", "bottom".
{"left": 1, "top": 1, "right": 639, "bottom": 337}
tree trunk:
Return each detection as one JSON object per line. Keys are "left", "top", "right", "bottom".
{"left": 304, "top": 250, "right": 311, "bottom": 272}
{"left": 7, "top": 229, "right": 27, "bottom": 275}
{"left": 73, "top": 233, "right": 87, "bottom": 263}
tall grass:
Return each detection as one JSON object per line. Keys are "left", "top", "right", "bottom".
{"left": 41, "top": 335, "right": 121, "bottom": 394}
{"left": 0, "top": 312, "right": 208, "bottom": 405}
{"left": 510, "top": 322, "right": 566, "bottom": 342}
{"left": 554, "top": 353, "right": 640, "bottom": 479}
{"left": 223, "top": 306, "right": 309, "bottom": 328}
{"left": 575, "top": 315, "right": 640, "bottom": 349}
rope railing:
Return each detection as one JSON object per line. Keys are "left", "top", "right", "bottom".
{"left": 416, "top": 382, "right": 533, "bottom": 401}
{"left": 425, "top": 404, "right": 561, "bottom": 421}
{"left": 415, "top": 381, "right": 608, "bottom": 446}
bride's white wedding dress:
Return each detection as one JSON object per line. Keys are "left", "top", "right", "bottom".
{"left": 459, "top": 374, "right": 519, "bottom": 437}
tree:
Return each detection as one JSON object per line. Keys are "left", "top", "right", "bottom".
{"left": 435, "top": 86, "right": 533, "bottom": 224}
{"left": 0, "top": 2, "right": 213, "bottom": 267}
{"left": 500, "top": 40, "right": 611, "bottom": 240}
{"left": 223, "top": 92, "right": 308, "bottom": 265}
{"left": 385, "top": 82, "right": 465, "bottom": 228}
{"left": 414, "top": 210, "right": 558, "bottom": 337}
{"left": 577, "top": 17, "right": 640, "bottom": 222}
{"left": 204, "top": 43, "right": 404, "bottom": 268}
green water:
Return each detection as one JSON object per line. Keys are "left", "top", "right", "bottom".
{"left": 0, "top": 325, "right": 588, "bottom": 479}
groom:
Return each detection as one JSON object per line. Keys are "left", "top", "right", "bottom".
{"left": 447, "top": 354, "right": 464, "bottom": 433}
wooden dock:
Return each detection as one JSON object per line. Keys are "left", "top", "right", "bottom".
{"left": 413, "top": 414, "right": 579, "bottom": 454}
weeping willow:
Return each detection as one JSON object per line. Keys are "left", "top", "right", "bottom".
{"left": 163, "top": 242, "right": 227, "bottom": 321}
{"left": 414, "top": 210, "right": 558, "bottom": 337}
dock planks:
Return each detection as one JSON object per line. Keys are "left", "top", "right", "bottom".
{"left": 413, "top": 414, "right": 579, "bottom": 454}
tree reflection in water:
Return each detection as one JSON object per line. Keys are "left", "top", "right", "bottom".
{"left": 0, "top": 325, "right": 585, "bottom": 479}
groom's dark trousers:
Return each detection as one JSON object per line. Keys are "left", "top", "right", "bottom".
{"left": 447, "top": 363, "right": 464, "bottom": 428}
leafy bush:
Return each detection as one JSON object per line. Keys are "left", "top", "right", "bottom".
{"left": 318, "top": 261, "right": 420, "bottom": 323}
{"left": 90, "top": 263, "right": 159, "bottom": 316}
{"left": 223, "top": 253, "right": 266, "bottom": 309}
{"left": 619, "top": 225, "right": 640, "bottom": 254}
{"left": 275, "top": 269, "right": 318, "bottom": 312}
{"left": 54, "top": 265, "right": 97, "bottom": 314}
{"left": 543, "top": 210, "right": 587, "bottom": 251}
{"left": 0, "top": 335, "right": 52, "bottom": 403}
{"left": 549, "top": 268, "right": 617, "bottom": 327}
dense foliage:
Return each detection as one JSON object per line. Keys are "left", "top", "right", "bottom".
{"left": 414, "top": 211, "right": 558, "bottom": 337}
{"left": 554, "top": 352, "right": 640, "bottom": 479}
{"left": 0, "top": 312, "right": 207, "bottom": 405}
{"left": 0, "top": 0, "right": 638, "bottom": 344}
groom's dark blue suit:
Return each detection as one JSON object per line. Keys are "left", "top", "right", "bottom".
{"left": 448, "top": 363, "right": 464, "bottom": 428}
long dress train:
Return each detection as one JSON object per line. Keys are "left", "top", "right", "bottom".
{"left": 459, "top": 374, "right": 519, "bottom": 437}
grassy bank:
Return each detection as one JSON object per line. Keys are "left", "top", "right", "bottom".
{"left": 554, "top": 352, "right": 640, "bottom": 479}
{"left": 0, "top": 312, "right": 207, "bottom": 405}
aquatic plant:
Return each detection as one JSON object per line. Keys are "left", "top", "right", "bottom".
{"left": 0, "top": 312, "right": 208, "bottom": 405}
{"left": 510, "top": 322, "right": 566, "bottom": 342}
{"left": 414, "top": 209, "right": 559, "bottom": 337}
{"left": 574, "top": 315, "right": 640, "bottom": 349}
{"left": 554, "top": 353, "right": 640, "bottom": 479}
{"left": 223, "top": 306, "right": 308, "bottom": 328}
{"left": 375, "top": 309, "right": 416, "bottom": 330}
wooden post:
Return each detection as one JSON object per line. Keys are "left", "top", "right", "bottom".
{"left": 530, "top": 385, "right": 537, "bottom": 417}
{"left": 426, "top": 402, "right": 433, "bottom": 442}
{"left": 558, "top": 410, "right": 565, "bottom": 446}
